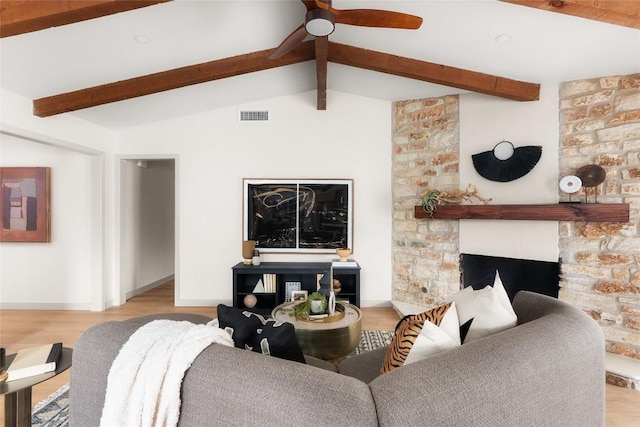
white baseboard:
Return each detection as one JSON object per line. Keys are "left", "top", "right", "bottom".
{"left": 0, "top": 302, "right": 91, "bottom": 310}
{"left": 174, "top": 299, "right": 231, "bottom": 308}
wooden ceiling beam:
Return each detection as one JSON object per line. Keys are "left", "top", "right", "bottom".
{"left": 33, "top": 41, "right": 316, "bottom": 117}
{"left": 33, "top": 39, "right": 541, "bottom": 117}
{"left": 0, "top": 0, "right": 172, "bottom": 38}
{"left": 327, "top": 42, "right": 540, "bottom": 102}
{"left": 500, "top": 0, "right": 640, "bottom": 29}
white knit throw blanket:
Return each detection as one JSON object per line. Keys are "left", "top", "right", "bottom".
{"left": 100, "top": 319, "right": 233, "bottom": 427}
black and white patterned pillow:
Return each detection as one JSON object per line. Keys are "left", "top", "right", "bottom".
{"left": 216, "top": 305, "right": 305, "bottom": 364}
{"left": 216, "top": 304, "right": 262, "bottom": 348}
{"left": 250, "top": 317, "right": 305, "bottom": 363}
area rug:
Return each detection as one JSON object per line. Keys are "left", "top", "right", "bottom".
{"left": 350, "top": 329, "right": 393, "bottom": 355}
{"left": 32, "top": 383, "right": 69, "bottom": 427}
{"left": 31, "top": 330, "right": 393, "bottom": 427}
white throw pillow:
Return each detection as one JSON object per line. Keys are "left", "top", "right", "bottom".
{"left": 451, "top": 271, "right": 517, "bottom": 343}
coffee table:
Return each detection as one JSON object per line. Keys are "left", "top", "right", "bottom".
{"left": 1, "top": 347, "right": 72, "bottom": 427}
{"left": 272, "top": 302, "right": 362, "bottom": 362}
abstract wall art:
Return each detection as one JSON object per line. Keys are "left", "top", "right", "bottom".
{"left": 0, "top": 167, "right": 51, "bottom": 242}
{"left": 243, "top": 179, "right": 353, "bottom": 253}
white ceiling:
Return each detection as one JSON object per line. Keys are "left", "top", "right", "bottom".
{"left": 1, "top": 0, "right": 639, "bottom": 129}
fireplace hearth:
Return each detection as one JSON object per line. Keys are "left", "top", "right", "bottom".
{"left": 460, "top": 253, "right": 560, "bottom": 301}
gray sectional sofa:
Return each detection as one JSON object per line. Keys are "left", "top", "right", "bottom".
{"left": 70, "top": 291, "right": 605, "bottom": 426}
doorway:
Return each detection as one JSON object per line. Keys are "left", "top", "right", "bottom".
{"left": 119, "top": 158, "right": 177, "bottom": 304}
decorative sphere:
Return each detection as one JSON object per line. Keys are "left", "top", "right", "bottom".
{"left": 243, "top": 294, "right": 257, "bottom": 309}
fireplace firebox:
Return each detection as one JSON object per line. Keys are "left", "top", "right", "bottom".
{"left": 460, "top": 253, "right": 560, "bottom": 301}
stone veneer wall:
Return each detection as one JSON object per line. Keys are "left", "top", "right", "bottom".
{"left": 392, "top": 96, "right": 460, "bottom": 306}
{"left": 558, "top": 74, "right": 640, "bottom": 386}
{"left": 392, "top": 75, "right": 640, "bottom": 389}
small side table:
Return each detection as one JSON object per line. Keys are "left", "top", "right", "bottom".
{"left": 1, "top": 347, "right": 72, "bottom": 427}
{"left": 272, "top": 302, "right": 362, "bottom": 363}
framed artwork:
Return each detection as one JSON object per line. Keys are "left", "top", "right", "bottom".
{"left": 0, "top": 167, "right": 51, "bottom": 242}
{"left": 291, "top": 290, "right": 308, "bottom": 302}
{"left": 243, "top": 179, "right": 353, "bottom": 253}
{"left": 285, "top": 281, "right": 302, "bottom": 302}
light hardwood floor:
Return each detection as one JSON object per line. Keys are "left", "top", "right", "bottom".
{"left": 1, "top": 281, "right": 638, "bottom": 426}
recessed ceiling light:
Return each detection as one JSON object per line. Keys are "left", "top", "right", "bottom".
{"left": 494, "top": 33, "right": 512, "bottom": 44}
{"left": 133, "top": 34, "right": 151, "bottom": 44}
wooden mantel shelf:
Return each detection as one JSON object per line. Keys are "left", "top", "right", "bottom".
{"left": 414, "top": 203, "right": 630, "bottom": 222}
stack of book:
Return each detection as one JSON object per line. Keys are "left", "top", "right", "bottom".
{"left": 4, "top": 342, "right": 62, "bottom": 382}
{"left": 253, "top": 274, "right": 277, "bottom": 293}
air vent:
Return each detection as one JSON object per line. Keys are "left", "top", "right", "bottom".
{"left": 239, "top": 110, "right": 270, "bottom": 122}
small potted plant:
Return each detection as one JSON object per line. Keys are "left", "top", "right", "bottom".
{"left": 308, "top": 292, "right": 327, "bottom": 314}
{"left": 293, "top": 292, "right": 327, "bottom": 317}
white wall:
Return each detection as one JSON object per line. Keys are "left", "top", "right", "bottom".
{"left": 0, "top": 89, "right": 112, "bottom": 155}
{"left": 0, "top": 133, "right": 93, "bottom": 308}
{"left": 459, "top": 84, "right": 560, "bottom": 262}
{"left": 120, "top": 159, "right": 175, "bottom": 298}
{"left": 0, "top": 86, "right": 563, "bottom": 308}
{"left": 115, "top": 90, "right": 394, "bottom": 306}
{"left": 1, "top": 89, "right": 113, "bottom": 310}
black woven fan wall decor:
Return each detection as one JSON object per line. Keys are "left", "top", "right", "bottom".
{"left": 472, "top": 141, "right": 542, "bottom": 182}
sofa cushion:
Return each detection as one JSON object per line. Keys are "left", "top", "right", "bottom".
{"left": 216, "top": 304, "right": 305, "bottom": 363}
{"left": 380, "top": 301, "right": 460, "bottom": 374}
{"left": 451, "top": 270, "right": 517, "bottom": 343}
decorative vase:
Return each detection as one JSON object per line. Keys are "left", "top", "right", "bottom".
{"left": 328, "top": 292, "right": 336, "bottom": 315}
{"left": 336, "top": 248, "right": 352, "bottom": 262}
{"left": 252, "top": 249, "right": 261, "bottom": 266}
{"left": 242, "top": 240, "right": 255, "bottom": 265}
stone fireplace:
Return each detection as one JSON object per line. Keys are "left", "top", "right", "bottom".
{"left": 392, "top": 73, "right": 640, "bottom": 389}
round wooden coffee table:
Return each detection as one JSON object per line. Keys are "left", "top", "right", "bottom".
{"left": 1, "top": 347, "right": 72, "bottom": 427}
{"left": 272, "top": 302, "right": 362, "bottom": 362}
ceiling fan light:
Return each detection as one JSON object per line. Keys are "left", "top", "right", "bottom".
{"left": 305, "top": 9, "right": 335, "bottom": 36}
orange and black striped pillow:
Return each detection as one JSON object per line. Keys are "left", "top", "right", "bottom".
{"left": 380, "top": 302, "right": 461, "bottom": 375}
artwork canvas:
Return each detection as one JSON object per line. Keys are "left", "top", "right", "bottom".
{"left": 0, "top": 167, "right": 51, "bottom": 242}
{"left": 243, "top": 179, "right": 353, "bottom": 253}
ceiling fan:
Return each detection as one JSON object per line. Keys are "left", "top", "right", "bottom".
{"left": 268, "top": 0, "right": 423, "bottom": 60}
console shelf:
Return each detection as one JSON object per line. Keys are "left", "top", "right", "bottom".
{"left": 414, "top": 203, "right": 630, "bottom": 222}
{"left": 232, "top": 262, "right": 360, "bottom": 316}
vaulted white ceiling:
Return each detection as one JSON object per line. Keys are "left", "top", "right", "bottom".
{"left": 1, "top": 0, "right": 638, "bottom": 129}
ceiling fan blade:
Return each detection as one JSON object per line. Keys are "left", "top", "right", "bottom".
{"left": 315, "top": 36, "right": 328, "bottom": 110}
{"left": 313, "top": 0, "right": 422, "bottom": 29}
{"left": 334, "top": 9, "right": 422, "bottom": 29}
{"left": 301, "top": 0, "right": 316, "bottom": 11}
{"left": 268, "top": 24, "right": 308, "bottom": 59}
